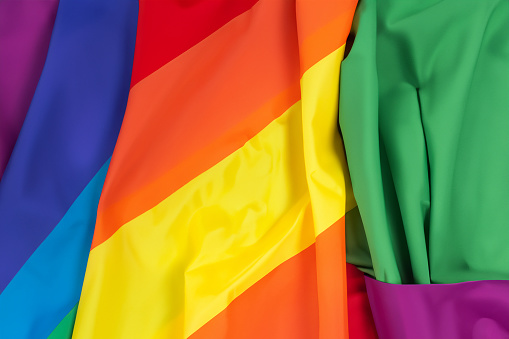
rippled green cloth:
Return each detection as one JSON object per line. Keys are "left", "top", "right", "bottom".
{"left": 341, "top": 0, "right": 509, "bottom": 284}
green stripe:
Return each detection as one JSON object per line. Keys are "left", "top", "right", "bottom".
{"left": 47, "top": 304, "right": 78, "bottom": 339}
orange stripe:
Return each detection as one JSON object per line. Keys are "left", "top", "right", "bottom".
{"left": 189, "top": 218, "right": 351, "bottom": 339}
{"left": 295, "top": 0, "right": 357, "bottom": 40}
{"left": 92, "top": 0, "right": 301, "bottom": 248}
{"left": 298, "top": 8, "right": 357, "bottom": 74}
{"left": 315, "top": 217, "right": 349, "bottom": 337}
{"left": 93, "top": 84, "right": 300, "bottom": 249}
{"left": 130, "top": 0, "right": 259, "bottom": 87}
{"left": 92, "top": 0, "right": 357, "bottom": 249}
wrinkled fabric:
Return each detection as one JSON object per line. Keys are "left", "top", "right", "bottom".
{"left": 3, "top": 0, "right": 507, "bottom": 337}
{"left": 0, "top": 0, "right": 59, "bottom": 179}
{"left": 365, "top": 277, "right": 509, "bottom": 339}
{"left": 70, "top": 1, "right": 378, "bottom": 338}
{"left": 341, "top": 0, "right": 509, "bottom": 284}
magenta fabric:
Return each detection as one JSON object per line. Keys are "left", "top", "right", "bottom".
{"left": 365, "top": 276, "right": 509, "bottom": 339}
{"left": 0, "top": 0, "right": 59, "bottom": 179}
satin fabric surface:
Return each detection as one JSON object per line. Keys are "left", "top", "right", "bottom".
{"left": 71, "top": 0, "right": 377, "bottom": 338}
{"left": 365, "top": 277, "right": 509, "bottom": 339}
{"left": 341, "top": 0, "right": 509, "bottom": 284}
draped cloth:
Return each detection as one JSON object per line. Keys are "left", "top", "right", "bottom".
{"left": 0, "top": 1, "right": 378, "bottom": 338}
{"left": 341, "top": 0, "right": 509, "bottom": 337}
{"left": 0, "top": 0, "right": 137, "bottom": 337}
{"left": 0, "top": 0, "right": 58, "bottom": 179}
{"left": 72, "top": 0, "right": 377, "bottom": 338}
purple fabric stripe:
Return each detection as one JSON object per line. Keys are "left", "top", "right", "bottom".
{"left": 365, "top": 276, "right": 509, "bottom": 339}
{"left": 0, "top": 0, "right": 59, "bottom": 179}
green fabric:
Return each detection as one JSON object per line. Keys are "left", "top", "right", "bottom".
{"left": 340, "top": 0, "right": 509, "bottom": 284}
{"left": 47, "top": 304, "right": 78, "bottom": 339}
{"left": 345, "top": 206, "right": 375, "bottom": 277}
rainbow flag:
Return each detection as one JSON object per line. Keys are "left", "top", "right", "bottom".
{"left": 2, "top": 0, "right": 508, "bottom": 338}
{"left": 73, "top": 0, "right": 376, "bottom": 337}
{"left": 1, "top": 0, "right": 376, "bottom": 338}
{"left": 0, "top": 0, "right": 58, "bottom": 179}
{"left": 0, "top": 0, "right": 137, "bottom": 337}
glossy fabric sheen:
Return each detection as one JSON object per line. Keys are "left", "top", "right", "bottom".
{"left": 187, "top": 239, "right": 331, "bottom": 339}
{"left": 92, "top": 0, "right": 303, "bottom": 248}
{"left": 0, "top": 161, "right": 109, "bottom": 338}
{"left": 341, "top": 0, "right": 509, "bottom": 284}
{"left": 0, "top": 0, "right": 138, "bottom": 293}
{"left": 365, "top": 277, "right": 509, "bottom": 339}
{"left": 189, "top": 222, "right": 376, "bottom": 339}
{"left": 74, "top": 47, "right": 356, "bottom": 337}
{"left": 91, "top": 0, "right": 355, "bottom": 250}
{"left": 0, "top": 0, "right": 58, "bottom": 179}
{"left": 74, "top": 101, "right": 317, "bottom": 339}
{"left": 71, "top": 0, "right": 373, "bottom": 336}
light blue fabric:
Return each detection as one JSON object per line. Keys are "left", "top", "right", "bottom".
{"left": 0, "top": 161, "right": 108, "bottom": 338}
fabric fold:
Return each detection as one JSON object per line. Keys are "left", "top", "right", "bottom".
{"left": 341, "top": 0, "right": 509, "bottom": 284}
{"left": 365, "top": 277, "right": 509, "bottom": 339}
{"left": 0, "top": 0, "right": 59, "bottom": 179}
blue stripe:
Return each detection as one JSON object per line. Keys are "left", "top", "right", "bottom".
{"left": 0, "top": 161, "right": 108, "bottom": 338}
{"left": 0, "top": 0, "right": 137, "bottom": 292}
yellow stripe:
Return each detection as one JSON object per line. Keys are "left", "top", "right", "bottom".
{"left": 300, "top": 44, "right": 355, "bottom": 234}
{"left": 73, "top": 46, "right": 350, "bottom": 339}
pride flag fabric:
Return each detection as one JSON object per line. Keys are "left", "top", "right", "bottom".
{"left": 0, "top": 0, "right": 58, "bottom": 179}
{"left": 72, "top": 0, "right": 377, "bottom": 337}
{"left": 341, "top": 0, "right": 509, "bottom": 337}
{"left": 0, "top": 0, "right": 137, "bottom": 336}
{"left": 1, "top": 0, "right": 508, "bottom": 338}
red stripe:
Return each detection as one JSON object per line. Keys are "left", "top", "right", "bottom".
{"left": 92, "top": 0, "right": 304, "bottom": 249}
{"left": 92, "top": 0, "right": 357, "bottom": 249}
{"left": 131, "top": 0, "right": 259, "bottom": 87}
{"left": 347, "top": 264, "right": 379, "bottom": 339}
